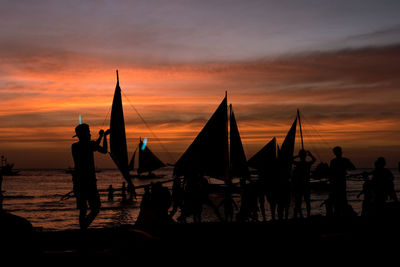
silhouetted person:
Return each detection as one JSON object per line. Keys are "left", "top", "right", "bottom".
{"left": 151, "top": 182, "right": 172, "bottom": 225}
{"left": 357, "top": 172, "right": 373, "bottom": 216}
{"left": 141, "top": 185, "right": 152, "bottom": 209}
{"left": 170, "top": 176, "right": 184, "bottom": 218}
{"left": 237, "top": 179, "right": 249, "bottom": 222}
{"left": 135, "top": 185, "right": 152, "bottom": 226}
{"left": 71, "top": 124, "right": 109, "bottom": 230}
{"left": 320, "top": 197, "right": 333, "bottom": 217}
{"left": 199, "top": 176, "right": 224, "bottom": 222}
{"left": 0, "top": 170, "right": 3, "bottom": 211}
{"left": 329, "top": 146, "right": 355, "bottom": 216}
{"left": 277, "top": 172, "right": 291, "bottom": 220}
{"left": 259, "top": 168, "right": 279, "bottom": 221}
{"left": 191, "top": 175, "right": 206, "bottom": 223}
{"left": 256, "top": 179, "right": 267, "bottom": 221}
{"left": 371, "top": 157, "right": 398, "bottom": 216}
{"left": 107, "top": 185, "right": 114, "bottom": 201}
{"left": 180, "top": 172, "right": 223, "bottom": 223}
{"left": 237, "top": 180, "right": 258, "bottom": 222}
{"left": 177, "top": 172, "right": 196, "bottom": 223}
{"left": 128, "top": 183, "right": 137, "bottom": 201}
{"left": 292, "top": 149, "right": 316, "bottom": 218}
{"left": 136, "top": 182, "right": 172, "bottom": 234}
{"left": 121, "top": 182, "right": 127, "bottom": 202}
{"left": 218, "top": 182, "right": 238, "bottom": 222}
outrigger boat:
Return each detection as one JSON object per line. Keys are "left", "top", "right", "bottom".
{"left": 128, "top": 138, "right": 166, "bottom": 179}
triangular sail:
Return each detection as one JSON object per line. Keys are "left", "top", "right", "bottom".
{"left": 229, "top": 104, "right": 249, "bottom": 179}
{"left": 138, "top": 139, "right": 166, "bottom": 174}
{"left": 109, "top": 71, "right": 132, "bottom": 185}
{"left": 128, "top": 148, "right": 137, "bottom": 171}
{"left": 174, "top": 94, "right": 229, "bottom": 179}
{"left": 247, "top": 137, "right": 277, "bottom": 172}
{"left": 278, "top": 117, "right": 297, "bottom": 176}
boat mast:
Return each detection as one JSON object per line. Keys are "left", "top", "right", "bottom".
{"left": 297, "top": 109, "right": 304, "bottom": 150}
{"left": 229, "top": 102, "right": 232, "bottom": 179}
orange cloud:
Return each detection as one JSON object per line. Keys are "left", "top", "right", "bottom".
{"left": 1, "top": 45, "right": 400, "bottom": 168}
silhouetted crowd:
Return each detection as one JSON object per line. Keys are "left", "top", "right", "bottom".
{"left": 137, "top": 146, "right": 399, "bottom": 226}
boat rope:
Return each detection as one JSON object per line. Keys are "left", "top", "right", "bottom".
{"left": 121, "top": 90, "right": 175, "bottom": 164}
{"left": 301, "top": 113, "right": 333, "bottom": 153}
{"left": 100, "top": 105, "right": 112, "bottom": 129}
{"left": 296, "top": 110, "right": 333, "bottom": 163}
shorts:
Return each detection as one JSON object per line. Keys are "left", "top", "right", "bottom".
{"left": 74, "top": 185, "right": 101, "bottom": 210}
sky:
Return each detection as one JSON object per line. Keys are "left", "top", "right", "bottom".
{"left": 1, "top": 0, "right": 400, "bottom": 168}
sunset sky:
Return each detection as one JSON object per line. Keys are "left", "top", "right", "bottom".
{"left": 1, "top": 0, "right": 400, "bottom": 169}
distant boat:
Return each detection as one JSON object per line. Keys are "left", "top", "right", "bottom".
{"left": 128, "top": 138, "right": 166, "bottom": 179}
{"left": 247, "top": 110, "right": 330, "bottom": 193}
{"left": 0, "top": 156, "right": 19, "bottom": 176}
{"left": 173, "top": 92, "right": 249, "bottom": 182}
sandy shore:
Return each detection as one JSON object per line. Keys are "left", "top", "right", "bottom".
{"left": 1, "top": 214, "right": 397, "bottom": 263}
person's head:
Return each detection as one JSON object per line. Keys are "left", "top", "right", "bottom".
{"left": 299, "top": 149, "right": 307, "bottom": 161}
{"left": 333, "top": 146, "right": 342, "bottom": 158}
{"left": 74, "top": 123, "right": 91, "bottom": 142}
{"left": 374, "top": 157, "right": 386, "bottom": 169}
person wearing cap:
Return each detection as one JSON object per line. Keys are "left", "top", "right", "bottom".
{"left": 71, "top": 123, "right": 110, "bottom": 230}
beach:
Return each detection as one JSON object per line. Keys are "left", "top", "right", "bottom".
{"left": 3, "top": 214, "right": 400, "bottom": 263}
{"left": 3, "top": 167, "right": 400, "bottom": 231}
{"left": 1, "top": 167, "right": 400, "bottom": 262}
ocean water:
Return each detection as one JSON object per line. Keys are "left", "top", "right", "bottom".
{"left": 2, "top": 167, "right": 400, "bottom": 231}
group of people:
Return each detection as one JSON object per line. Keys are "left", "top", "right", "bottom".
{"left": 107, "top": 182, "right": 135, "bottom": 202}
{"left": 135, "top": 182, "right": 172, "bottom": 231}
{"left": 172, "top": 172, "right": 223, "bottom": 223}
{"left": 70, "top": 123, "right": 399, "bottom": 229}
{"left": 357, "top": 157, "right": 398, "bottom": 217}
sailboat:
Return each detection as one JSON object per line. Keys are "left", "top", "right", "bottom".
{"left": 246, "top": 112, "right": 297, "bottom": 220}
{"left": 0, "top": 156, "right": 19, "bottom": 176}
{"left": 173, "top": 92, "right": 248, "bottom": 183}
{"left": 109, "top": 70, "right": 135, "bottom": 196}
{"left": 128, "top": 138, "right": 166, "bottom": 179}
{"left": 247, "top": 110, "right": 299, "bottom": 174}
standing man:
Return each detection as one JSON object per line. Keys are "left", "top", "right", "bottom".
{"left": 292, "top": 149, "right": 316, "bottom": 218}
{"left": 0, "top": 169, "right": 3, "bottom": 211}
{"left": 371, "top": 157, "right": 398, "bottom": 215}
{"left": 329, "top": 146, "right": 355, "bottom": 216}
{"left": 72, "top": 123, "right": 110, "bottom": 230}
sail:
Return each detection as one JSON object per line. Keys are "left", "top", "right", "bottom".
{"left": 128, "top": 148, "right": 137, "bottom": 171}
{"left": 109, "top": 72, "right": 131, "bottom": 184}
{"left": 174, "top": 94, "right": 229, "bottom": 180}
{"left": 247, "top": 137, "right": 277, "bottom": 172}
{"left": 229, "top": 104, "right": 249, "bottom": 179}
{"left": 278, "top": 117, "right": 297, "bottom": 177}
{"left": 138, "top": 139, "right": 166, "bottom": 174}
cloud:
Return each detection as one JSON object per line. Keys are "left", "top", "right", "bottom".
{"left": 1, "top": 44, "right": 400, "bottom": 167}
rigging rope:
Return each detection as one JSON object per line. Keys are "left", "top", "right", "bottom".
{"left": 297, "top": 110, "right": 333, "bottom": 163}
{"left": 121, "top": 90, "right": 175, "bottom": 164}
{"left": 101, "top": 105, "right": 111, "bottom": 129}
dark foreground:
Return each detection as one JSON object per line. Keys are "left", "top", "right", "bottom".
{"left": 2, "top": 211, "right": 400, "bottom": 263}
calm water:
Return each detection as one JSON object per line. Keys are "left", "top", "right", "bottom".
{"left": 2, "top": 167, "right": 400, "bottom": 231}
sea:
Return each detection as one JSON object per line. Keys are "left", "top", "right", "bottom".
{"left": 2, "top": 167, "right": 400, "bottom": 231}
